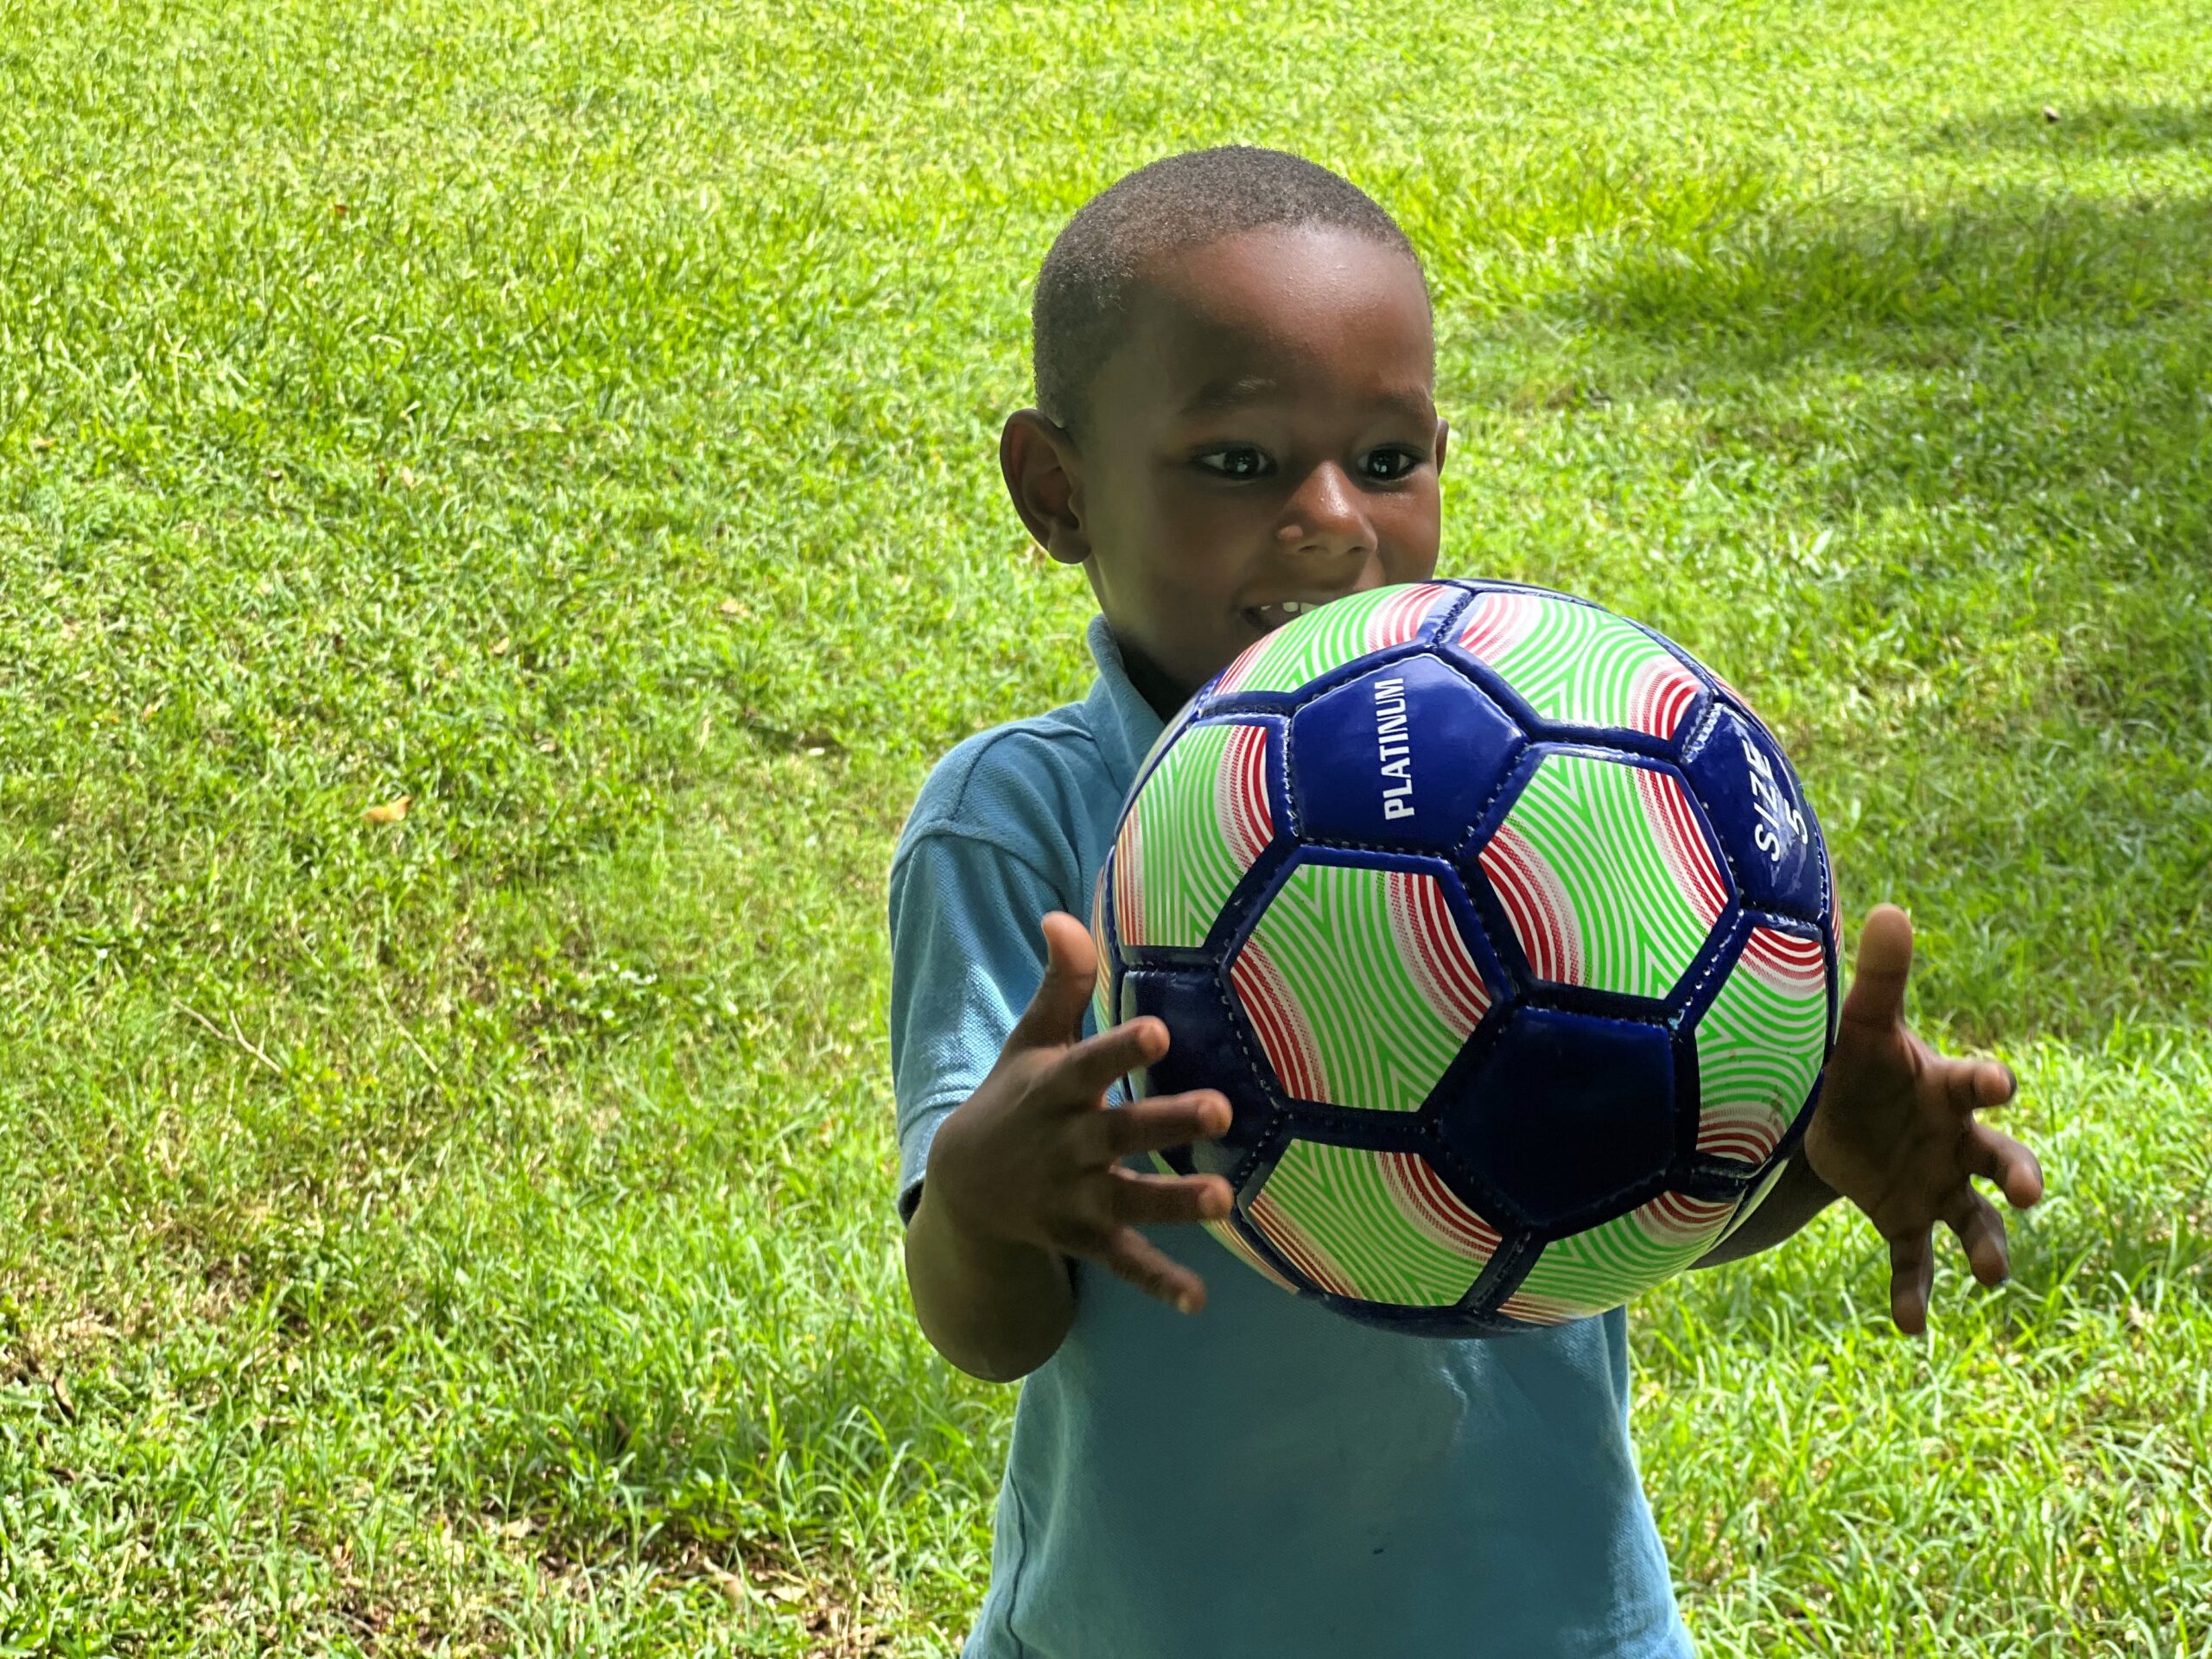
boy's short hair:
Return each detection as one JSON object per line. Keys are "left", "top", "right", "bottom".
{"left": 1033, "top": 146, "right": 1421, "bottom": 436}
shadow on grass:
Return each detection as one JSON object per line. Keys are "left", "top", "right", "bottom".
{"left": 1573, "top": 188, "right": 2212, "bottom": 353}
{"left": 1921, "top": 99, "right": 2212, "bottom": 157}
{"left": 1530, "top": 188, "right": 2212, "bottom": 1037}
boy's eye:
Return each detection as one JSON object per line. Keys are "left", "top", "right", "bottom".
{"left": 1360, "top": 448, "right": 1421, "bottom": 482}
{"left": 1195, "top": 447, "right": 1272, "bottom": 480}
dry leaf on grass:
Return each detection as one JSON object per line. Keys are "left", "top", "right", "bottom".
{"left": 363, "top": 794, "right": 413, "bottom": 825}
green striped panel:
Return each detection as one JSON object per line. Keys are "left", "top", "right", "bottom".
{"left": 1255, "top": 1141, "right": 1483, "bottom": 1306}
{"left": 1692, "top": 933, "right": 1828, "bottom": 1162}
{"left": 1239, "top": 861, "right": 1465, "bottom": 1112}
{"left": 1471, "top": 593, "right": 1688, "bottom": 733}
{"left": 1123, "top": 722, "right": 1243, "bottom": 948}
{"left": 1213, "top": 585, "right": 1440, "bottom": 696}
{"left": 1512, "top": 1194, "right": 1733, "bottom": 1314}
{"left": 1134, "top": 699, "right": 1198, "bottom": 785}
{"left": 1499, "top": 754, "right": 1713, "bottom": 999}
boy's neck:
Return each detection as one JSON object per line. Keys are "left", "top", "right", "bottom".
{"left": 1106, "top": 624, "right": 1202, "bottom": 723}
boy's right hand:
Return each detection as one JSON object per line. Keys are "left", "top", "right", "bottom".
{"left": 926, "top": 911, "right": 1236, "bottom": 1314}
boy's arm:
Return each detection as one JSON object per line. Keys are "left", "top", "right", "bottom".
{"left": 1690, "top": 1153, "right": 1837, "bottom": 1267}
{"left": 1694, "top": 906, "right": 2044, "bottom": 1331}
{"left": 905, "top": 1182, "right": 1077, "bottom": 1385}
{"left": 903, "top": 914, "right": 1233, "bottom": 1382}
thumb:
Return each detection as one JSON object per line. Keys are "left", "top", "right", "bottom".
{"left": 1839, "top": 903, "right": 1914, "bottom": 1039}
{"left": 1007, "top": 911, "right": 1099, "bottom": 1052}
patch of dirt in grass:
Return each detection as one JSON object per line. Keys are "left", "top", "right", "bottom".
{"left": 665, "top": 1541, "right": 895, "bottom": 1657}
{"left": 495, "top": 1522, "right": 900, "bottom": 1656}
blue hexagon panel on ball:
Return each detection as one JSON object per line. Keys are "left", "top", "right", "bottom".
{"left": 1095, "top": 580, "right": 1840, "bottom": 1337}
{"left": 1289, "top": 655, "right": 1522, "bottom": 852}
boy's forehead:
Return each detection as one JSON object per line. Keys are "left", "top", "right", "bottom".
{"left": 1107, "top": 225, "right": 1435, "bottom": 419}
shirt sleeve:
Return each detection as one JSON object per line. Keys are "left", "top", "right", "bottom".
{"left": 887, "top": 828, "right": 1071, "bottom": 1224}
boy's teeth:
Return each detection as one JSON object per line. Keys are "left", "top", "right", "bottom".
{"left": 1249, "top": 597, "right": 1331, "bottom": 631}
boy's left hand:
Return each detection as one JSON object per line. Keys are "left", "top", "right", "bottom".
{"left": 1802, "top": 903, "right": 2044, "bottom": 1335}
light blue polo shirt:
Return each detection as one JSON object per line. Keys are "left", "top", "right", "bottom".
{"left": 888, "top": 616, "right": 1694, "bottom": 1659}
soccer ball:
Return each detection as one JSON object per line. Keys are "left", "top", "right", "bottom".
{"left": 1093, "top": 581, "right": 1839, "bottom": 1335}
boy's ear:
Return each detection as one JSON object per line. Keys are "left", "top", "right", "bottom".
{"left": 1000, "top": 409, "right": 1090, "bottom": 567}
{"left": 1435, "top": 416, "right": 1451, "bottom": 475}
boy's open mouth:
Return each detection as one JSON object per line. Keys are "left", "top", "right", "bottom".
{"left": 1243, "top": 596, "right": 1336, "bottom": 633}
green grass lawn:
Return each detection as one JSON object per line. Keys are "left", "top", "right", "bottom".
{"left": 3, "top": 0, "right": 2209, "bottom": 1650}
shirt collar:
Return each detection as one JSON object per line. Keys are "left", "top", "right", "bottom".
{"left": 1083, "top": 614, "right": 1168, "bottom": 794}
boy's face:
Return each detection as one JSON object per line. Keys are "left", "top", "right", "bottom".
{"left": 1004, "top": 224, "right": 1447, "bottom": 715}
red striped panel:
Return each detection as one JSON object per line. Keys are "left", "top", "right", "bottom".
{"left": 1454, "top": 590, "right": 1541, "bottom": 663}
{"left": 1696, "top": 1102, "right": 1786, "bottom": 1164}
{"left": 1208, "top": 1217, "right": 1299, "bottom": 1293}
{"left": 1626, "top": 654, "right": 1700, "bottom": 741}
{"left": 1497, "top": 1289, "right": 1583, "bottom": 1326}
{"left": 1389, "top": 869, "right": 1492, "bottom": 1032}
{"left": 1090, "top": 867, "right": 1114, "bottom": 1025}
{"left": 1249, "top": 1191, "right": 1357, "bottom": 1298}
{"left": 1112, "top": 812, "right": 1146, "bottom": 947}
{"left": 1229, "top": 936, "right": 1328, "bottom": 1103}
{"left": 1380, "top": 1151, "right": 1502, "bottom": 1262}
{"left": 1211, "top": 635, "right": 1269, "bottom": 697}
{"left": 1636, "top": 1188, "right": 1735, "bottom": 1244}
{"left": 1216, "top": 723, "right": 1274, "bottom": 869}
{"left": 1366, "top": 582, "right": 1451, "bottom": 651}
{"left": 1636, "top": 767, "right": 1730, "bottom": 927}
{"left": 1738, "top": 925, "right": 1827, "bottom": 995}
{"left": 1478, "top": 823, "right": 1585, "bottom": 985}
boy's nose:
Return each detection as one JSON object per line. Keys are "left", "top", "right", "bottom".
{"left": 1276, "top": 462, "right": 1375, "bottom": 563}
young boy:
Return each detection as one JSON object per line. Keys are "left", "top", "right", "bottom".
{"left": 888, "top": 147, "right": 2044, "bottom": 1657}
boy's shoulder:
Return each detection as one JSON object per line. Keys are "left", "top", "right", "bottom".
{"left": 894, "top": 690, "right": 1123, "bottom": 877}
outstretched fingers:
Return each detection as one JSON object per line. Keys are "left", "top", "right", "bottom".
{"left": 1098, "top": 1224, "right": 1212, "bottom": 1315}
{"left": 1107, "top": 1166, "right": 1235, "bottom": 1227}
{"left": 1968, "top": 1122, "right": 2044, "bottom": 1209}
{"left": 1052, "top": 1018, "right": 1170, "bottom": 1103}
{"left": 1840, "top": 903, "right": 1915, "bottom": 1037}
{"left": 1944, "top": 1186, "right": 2012, "bottom": 1287}
{"left": 1088, "top": 1090, "right": 1232, "bottom": 1159}
{"left": 1888, "top": 1228, "right": 1935, "bottom": 1335}
{"left": 1007, "top": 912, "right": 1103, "bottom": 1052}
{"left": 1942, "top": 1054, "right": 2018, "bottom": 1118}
